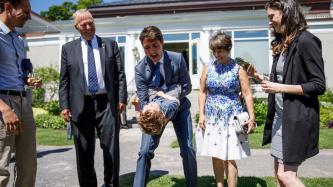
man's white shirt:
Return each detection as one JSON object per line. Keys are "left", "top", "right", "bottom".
{"left": 80, "top": 35, "right": 106, "bottom": 94}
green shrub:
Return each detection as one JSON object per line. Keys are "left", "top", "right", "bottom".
{"left": 32, "top": 88, "right": 46, "bottom": 107}
{"left": 193, "top": 100, "right": 268, "bottom": 131}
{"left": 320, "top": 105, "right": 333, "bottom": 128}
{"left": 32, "top": 67, "right": 60, "bottom": 107}
{"left": 32, "top": 107, "right": 48, "bottom": 118}
{"left": 194, "top": 113, "right": 199, "bottom": 124}
{"left": 35, "top": 114, "right": 66, "bottom": 129}
{"left": 254, "top": 99, "right": 267, "bottom": 128}
{"left": 319, "top": 89, "right": 333, "bottom": 103}
{"left": 42, "top": 100, "right": 60, "bottom": 116}
{"left": 34, "top": 66, "right": 59, "bottom": 83}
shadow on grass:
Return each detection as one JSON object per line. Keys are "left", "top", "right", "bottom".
{"left": 170, "top": 176, "right": 268, "bottom": 187}
{"left": 120, "top": 174, "right": 268, "bottom": 187}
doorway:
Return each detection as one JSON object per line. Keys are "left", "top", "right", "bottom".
{"left": 164, "top": 42, "right": 189, "bottom": 70}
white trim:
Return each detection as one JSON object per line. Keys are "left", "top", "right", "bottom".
{"left": 309, "top": 28, "right": 333, "bottom": 33}
{"left": 234, "top": 37, "right": 269, "bottom": 41}
{"left": 164, "top": 40, "right": 189, "bottom": 43}
{"left": 27, "top": 41, "right": 60, "bottom": 46}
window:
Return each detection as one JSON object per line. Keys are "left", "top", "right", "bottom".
{"left": 234, "top": 30, "right": 268, "bottom": 38}
{"left": 191, "top": 33, "right": 200, "bottom": 40}
{"left": 191, "top": 43, "right": 198, "bottom": 75}
{"left": 234, "top": 39, "right": 270, "bottom": 74}
{"left": 108, "top": 35, "right": 126, "bottom": 67}
{"left": 164, "top": 33, "right": 189, "bottom": 41}
{"left": 109, "top": 36, "right": 126, "bottom": 44}
{"left": 233, "top": 30, "right": 270, "bottom": 76}
{"left": 118, "top": 36, "right": 126, "bottom": 43}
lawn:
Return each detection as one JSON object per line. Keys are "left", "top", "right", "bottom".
{"left": 171, "top": 128, "right": 333, "bottom": 149}
{"left": 36, "top": 128, "right": 333, "bottom": 187}
{"left": 36, "top": 128, "right": 74, "bottom": 146}
{"left": 119, "top": 175, "right": 333, "bottom": 187}
{"left": 248, "top": 128, "right": 333, "bottom": 149}
{"left": 37, "top": 127, "right": 333, "bottom": 149}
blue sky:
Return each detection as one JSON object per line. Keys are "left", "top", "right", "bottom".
{"left": 31, "top": 0, "right": 119, "bottom": 14}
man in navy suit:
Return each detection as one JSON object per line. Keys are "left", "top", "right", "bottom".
{"left": 133, "top": 26, "right": 197, "bottom": 187}
{"left": 59, "top": 9, "right": 127, "bottom": 187}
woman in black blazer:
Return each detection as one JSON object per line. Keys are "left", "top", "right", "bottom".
{"left": 248, "top": 0, "right": 326, "bottom": 186}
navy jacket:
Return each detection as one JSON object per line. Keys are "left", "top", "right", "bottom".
{"left": 135, "top": 50, "right": 192, "bottom": 109}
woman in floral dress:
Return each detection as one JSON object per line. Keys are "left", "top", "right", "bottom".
{"left": 198, "top": 31, "right": 255, "bottom": 187}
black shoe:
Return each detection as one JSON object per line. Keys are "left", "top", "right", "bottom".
{"left": 120, "top": 124, "right": 130, "bottom": 129}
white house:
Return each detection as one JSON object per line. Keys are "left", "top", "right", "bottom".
{"left": 23, "top": 0, "right": 333, "bottom": 92}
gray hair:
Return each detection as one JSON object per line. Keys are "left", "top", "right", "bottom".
{"left": 73, "top": 9, "right": 94, "bottom": 26}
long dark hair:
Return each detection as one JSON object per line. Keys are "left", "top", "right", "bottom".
{"left": 266, "top": 0, "right": 308, "bottom": 55}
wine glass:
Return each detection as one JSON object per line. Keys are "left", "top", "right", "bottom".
{"left": 27, "top": 72, "right": 42, "bottom": 89}
{"left": 263, "top": 73, "right": 270, "bottom": 81}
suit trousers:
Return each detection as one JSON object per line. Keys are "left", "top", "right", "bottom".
{"left": 133, "top": 98, "right": 197, "bottom": 187}
{"left": 72, "top": 94, "right": 119, "bottom": 187}
{"left": 0, "top": 93, "right": 37, "bottom": 187}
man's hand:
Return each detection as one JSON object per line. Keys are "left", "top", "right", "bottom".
{"left": 2, "top": 107, "right": 22, "bottom": 134}
{"left": 117, "top": 102, "right": 126, "bottom": 112}
{"left": 27, "top": 77, "right": 42, "bottom": 89}
{"left": 61, "top": 109, "right": 72, "bottom": 122}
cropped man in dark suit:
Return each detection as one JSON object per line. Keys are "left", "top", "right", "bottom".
{"left": 133, "top": 26, "right": 197, "bottom": 187}
{"left": 59, "top": 9, "right": 127, "bottom": 187}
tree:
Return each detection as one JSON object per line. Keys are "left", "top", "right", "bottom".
{"left": 40, "top": 1, "right": 77, "bottom": 21}
{"left": 77, "top": 0, "right": 103, "bottom": 10}
{"left": 40, "top": 0, "right": 103, "bottom": 21}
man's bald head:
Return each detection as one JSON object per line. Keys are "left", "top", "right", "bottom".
{"left": 73, "top": 9, "right": 95, "bottom": 41}
{"left": 73, "top": 9, "right": 94, "bottom": 26}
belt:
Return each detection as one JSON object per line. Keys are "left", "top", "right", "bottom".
{"left": 0, "top": 90, "right": 26, "bottom": 97}
{"left": 84, "top": 93, "right": 107, "bottom": 99}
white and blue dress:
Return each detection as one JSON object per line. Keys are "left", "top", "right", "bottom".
{"left": 197, "top": 59, "right": 251, "bottom": 160}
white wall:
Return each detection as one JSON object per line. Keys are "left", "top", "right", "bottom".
{"left": 313, "top": 31, "right": 333, "bottom": 89}
{"left": 27, "top": 10, "right": 333, "bottom": 91}
{"left": 27, "top": 45, "right": 59, "bottom": 69}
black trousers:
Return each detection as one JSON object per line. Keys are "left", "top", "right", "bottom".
{"left": 72, "top": 94, "right": 120, "bottom": 187}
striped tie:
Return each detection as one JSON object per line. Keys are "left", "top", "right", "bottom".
{"left": 87, "top": 40, "right": 99, "bottom": 94}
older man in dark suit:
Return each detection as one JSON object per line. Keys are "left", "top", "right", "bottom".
{"left": 133, "top": 26, "right": 197, "bottom": 187}
{"left": 59, "top": 9, "right": 127, "bottom": 187}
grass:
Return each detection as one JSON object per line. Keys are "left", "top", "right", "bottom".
{"left": 171, "top": 128, "right": 333, "bottom": 149}
{"left": 250, "top": 128, "right": 333, "bottom": 149}
{"left": 37, "top": 127, "right": 333, "bottom": 149}
{"left": 119, "top": 174, "right": 333, "bottom": 187}
{"left": 318, "top": 128, "right": 333, "bottom": 149}
{"left": 36, "top": 128, "right": 74, "bottom": 146}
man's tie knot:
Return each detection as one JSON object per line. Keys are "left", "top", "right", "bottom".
{"left": 155, "top": 61, "right": 160, "bottom": 69}
{"left": 87, "top": 40, "right": 92, "bottom": 46}
{"left": 151, "top": 61, "right": 164, "bottom": 88}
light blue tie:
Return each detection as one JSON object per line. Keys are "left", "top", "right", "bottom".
{"left": 87, "top": 40, "right": 98, "bottom": 94}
